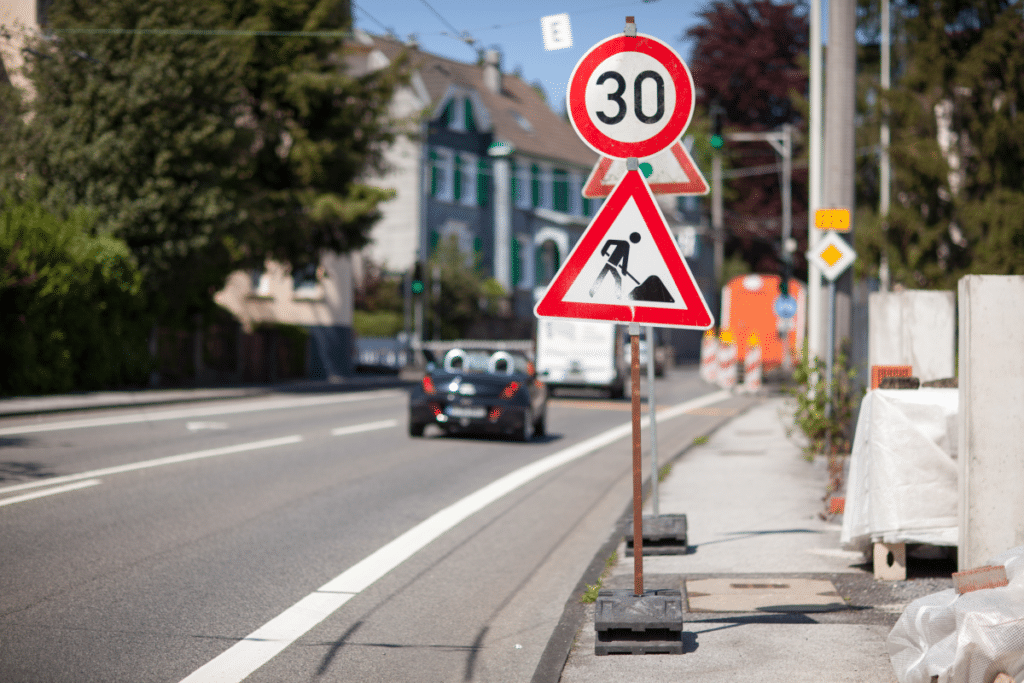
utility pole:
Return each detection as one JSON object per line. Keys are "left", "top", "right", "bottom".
{"left": 807, "top": 0, "right": 824, "bottom": 366}
{"left": 879, "top": 0, "right": 891, "bottom": 292}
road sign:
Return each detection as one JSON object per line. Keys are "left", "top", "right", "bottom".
{"left": 815, "top": 208, "right": 851, "bottom": 232}
{"left": 534, "top": 169, "right": 713, "bottom": 328}
{"left": 808, "top": 232, "right": 856, "bottom": 281}
{"left": 582, "top": 140, "right": 708, "bottom": 197}
{"left": 773, "top": 294, "right": 798, "bottom": 319}
{"left": 567, "top": 33, "right": 694, "bottom": 159}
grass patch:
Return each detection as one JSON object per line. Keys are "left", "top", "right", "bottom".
{"left": 580, "top": 550, "right": 619, "bottom": 603}
{"left": 693, "top": 435, "right": 710, "bottom": 446}
{"left": 658, "top": 463, "right": 672, "bottom": 482}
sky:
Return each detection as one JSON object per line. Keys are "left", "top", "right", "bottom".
{"left": 350, "top": 0, "right": 720, "bottom": 116}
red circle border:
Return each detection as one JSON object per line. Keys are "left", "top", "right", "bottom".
{"left": 568, "top": 34, "right": 694, "bottom": 159}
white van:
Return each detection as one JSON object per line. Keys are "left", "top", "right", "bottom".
{"left": 536, "top": 319, "right": 628, "bottom": 398}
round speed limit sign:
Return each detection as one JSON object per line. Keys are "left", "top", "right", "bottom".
{"left": 567, "top": 34, "right": 694, "bottom": 159}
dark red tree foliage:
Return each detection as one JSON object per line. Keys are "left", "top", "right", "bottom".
{"left": 685, "top": 0, "right": 809, "bottom": 276}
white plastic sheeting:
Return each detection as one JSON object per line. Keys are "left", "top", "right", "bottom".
{"left": 841, "top": 388, "right": 959, "bottom": 552}
{"left": 888, "top": 545, "right": 1024, "bottom": 683}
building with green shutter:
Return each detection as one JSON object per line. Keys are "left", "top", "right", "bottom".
{"left": 350, "top": 31, "right": 603, "bottom": 327}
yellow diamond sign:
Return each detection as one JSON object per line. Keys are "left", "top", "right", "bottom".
{"left": 807, "top": 232, "right": 856, "bottom": 281}
{"left": 820, "top": 244, "right": 843, "bottom": 267}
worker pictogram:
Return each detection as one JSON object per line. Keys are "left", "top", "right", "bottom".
{"left": 534, "top": 169, "right": 713, "bottom": 328}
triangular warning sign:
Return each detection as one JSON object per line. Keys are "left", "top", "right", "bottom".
{"left": 582, "top": 140, "right": 709, "bottom": 198}
{"left": 535, "top": 169, "right": 714, "bottom": 329}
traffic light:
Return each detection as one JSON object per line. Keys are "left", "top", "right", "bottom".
{"left": 710, "top": 104, "right": 724, "bottom": 149}
{"left": 411, "top": 262, "right": 424, "bottom": 295}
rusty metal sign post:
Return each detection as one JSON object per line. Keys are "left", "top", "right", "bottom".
{"left": 629, "top": 321, "right": 644, "bottom": 594}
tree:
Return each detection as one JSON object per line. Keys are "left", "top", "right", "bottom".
{"left": 0, "top": 0, "right": 409, "bottom": 325}
{"left": 427, "top": 235, "right": 504, "bottom": 340}
{"left": 856, "top": 0, "right": 1024, "bottom": 288}
{"left": 1, "top": 197, "right": 150, "bottom": 395}
{"left": 684, "top": 0, "right": 810, "bottom": 277}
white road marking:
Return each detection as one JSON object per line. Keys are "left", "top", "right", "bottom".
{"left": 178, "top": 389, "right": 733, "bottom": 683}
{"left": 0, "top": 479, "right": 102, "bottom": 507}
{"left": 331, "top": 419, "right": 398, "bottom": 437}
{"left": 0, "top": 435, "right": 303, "bottom": 497}
{"left": 186, "top": 422, "right": 229, "bottom": 431}
{"left": 0, "top": 390, "right": 402, "bottom": 436}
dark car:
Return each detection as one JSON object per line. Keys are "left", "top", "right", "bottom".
{"left": 409, "top": 348, "right": 548, "bottom": 441}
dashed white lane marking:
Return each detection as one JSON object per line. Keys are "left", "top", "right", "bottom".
{"left": 178, "top": 389, "right": 732, "bottom": 683}
{"left": 0, "top": 479, "right": 102, "bottom": 507}
{"left": 330, "top": 419, "right": 398, "bottom": 437}
{"left": 186, "top": 422, "right": 228, "bottom": 431}
{"left": 0, "top": 436, "right": 303, "bottom": 497}
{"left": 0, "top": 390, "right": 402, "bottom": 436}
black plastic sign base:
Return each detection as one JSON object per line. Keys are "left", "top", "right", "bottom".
{"left": 625, "top": 514, "right": 688, "bottom": 556}
{"left": 594, "top": 589, "right": 685, "bottom": 655}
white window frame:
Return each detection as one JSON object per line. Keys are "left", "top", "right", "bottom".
{"left": 539, "top": 163, "right": 553, "bottom": 210}
{"left": 432, "top": 148, "right": 455, "bottom": 203}
{"left": 569, "top": 171, "right": 583, "bottom": 216}
{"left": 515, "top": 159, "right": 532, "bottom": 210}
{"left": 460, "top": 152, "right": 477, "bottom": 207}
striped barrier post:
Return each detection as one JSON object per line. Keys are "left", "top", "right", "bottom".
{"left": 716, "top": 329, "right": 737, "bottom": 390}
{"left": 700, "top": 329, "right": 718, "bottom": 384}
{"left": 742, "top": 333, "right": 762, "bottom": 393}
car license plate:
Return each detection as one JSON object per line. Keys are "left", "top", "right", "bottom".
{"left": 445, "top": 405, "right": 486, "bottom": 419}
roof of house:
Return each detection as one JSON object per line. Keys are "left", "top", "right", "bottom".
{"left": 348, "top": 32, "right": 599, "bottom": 171}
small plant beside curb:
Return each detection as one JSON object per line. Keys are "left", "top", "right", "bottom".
{"left": 580, "top": 550, "right": 618, "bottom": 603}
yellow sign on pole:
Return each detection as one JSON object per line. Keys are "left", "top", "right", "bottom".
{"left": 815, "top": 208, "right": 851, "bottom": 232}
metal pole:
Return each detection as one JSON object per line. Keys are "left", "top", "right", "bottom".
{"left": 646, "top": 325, "right": 659, "bottom": 517}
{"left": 431, "top": 265, "right": 441, "bottom": 341}
{"left": 781, "top": 124, "right": 794, "bottom": 372}
{"left": 807, "top": 0, "right": 824, "bottom": 366}
{"left": 630, "top": 322, "right": 643, "bottom": 596}
{"left": 879, "top": 0, "right": 891, "bottom": 291}
{"left": 825, "top": 278, "right": 836, "bottom": 421}
{"left": 712, "top": 155, "right": 723, "bottom": 292}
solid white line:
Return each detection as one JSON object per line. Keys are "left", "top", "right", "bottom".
{"left": 0, "top": 479, "right": 102, "bottom": 507}
{"left": 330, "top": 419, "right": 398, "bottom": 437}
{"left": 178, "top": 389, "right": 733, "bottom": 683}
{"left": 0, "top": 435, "right": 303, "bottom": 496}
{"left": 0, "top": 390, "right": 402, "bottom": 436}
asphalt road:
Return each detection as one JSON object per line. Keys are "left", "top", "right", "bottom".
{"left": 0, "top": 366, "right": 732, "bottom": 682}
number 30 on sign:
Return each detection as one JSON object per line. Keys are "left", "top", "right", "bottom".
{"left": 567, "top": 33, "right": 695, "bottom": 159}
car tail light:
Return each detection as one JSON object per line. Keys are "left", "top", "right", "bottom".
{"left": 422, "top": 376, "right": 436, "bottom": 394}
{"left": 430, "top": 403, "right": 442, "bottom": 417}
{"left": 488, "top": 407, "right": 501, "bottom": 422}
{"left": 501, "top": 381, "right": 520, "bottom": 398}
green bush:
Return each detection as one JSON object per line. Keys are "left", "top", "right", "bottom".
{"left": 786, "top": 339, "right": 864, "bottom": 458}
{"left": 354, "top": 310, "right": 404, "bottom": 337}
{"left": 0, "top": 199, "right": 150, "bottom": 395}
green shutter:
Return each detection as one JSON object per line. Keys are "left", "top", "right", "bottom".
{"left": 474, "top": 236, "right": 482, "bottom": 254}
{"left": 535, "top": 242, "right": 544, "bottom": 285}
{"left": 511, "top": 237, "right": 521, "bottom": 286}
{"left": 453, "top": 154, "right": 462, "bottom": 201}
{"left": 464, "top": 98, "right": 475, "bottom": 132}
{"left": 430, "top": 230, "right": 440, "bottom": 253}
{"left": 477, "top": 158, "right": 488, "bottom": 206}
{"left": 509, "top": 160, "right": 518, "bottom": 204}
{"left": 582, "top": 196, "right": 591, "bottom": 216}
{"left": 440, "top": 101, "right": 452, "bottom": 127}
{"left": 429, "top": 149, "right": 439, "bottom": 196}
{"left": 553, "top": 169, "right": 568, "bottom": 212}
{"left": 531, "top": 164, "right": 540, "bottom": 208}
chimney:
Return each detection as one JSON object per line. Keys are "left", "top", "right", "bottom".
{"left": 483, "top": 49, "right": 501, "bottom": 94}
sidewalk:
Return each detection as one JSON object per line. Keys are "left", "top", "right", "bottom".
{"left": 556, "top": 394, "right": 953, "bottom": 683}
{"left": 0, "top": 374, "right": 413, "bottom": 418}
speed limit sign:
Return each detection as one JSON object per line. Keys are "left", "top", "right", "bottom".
{"left": 567, "top": 33, "right": 694, "bottom": 159}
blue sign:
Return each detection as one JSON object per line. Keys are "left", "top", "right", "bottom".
{"left": 774, "top": 294, "right": 798, "bottom": 319}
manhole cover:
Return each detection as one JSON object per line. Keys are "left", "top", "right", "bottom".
{"left": 685, "top": 578, "right": 846, "bottom": 613}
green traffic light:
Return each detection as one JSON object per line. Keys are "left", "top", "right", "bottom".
{"left": 710, "top": 134, "right": 724, "bottom": 149}
{"left": 412, "top": 281, "right": 424, "bottom": 295}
